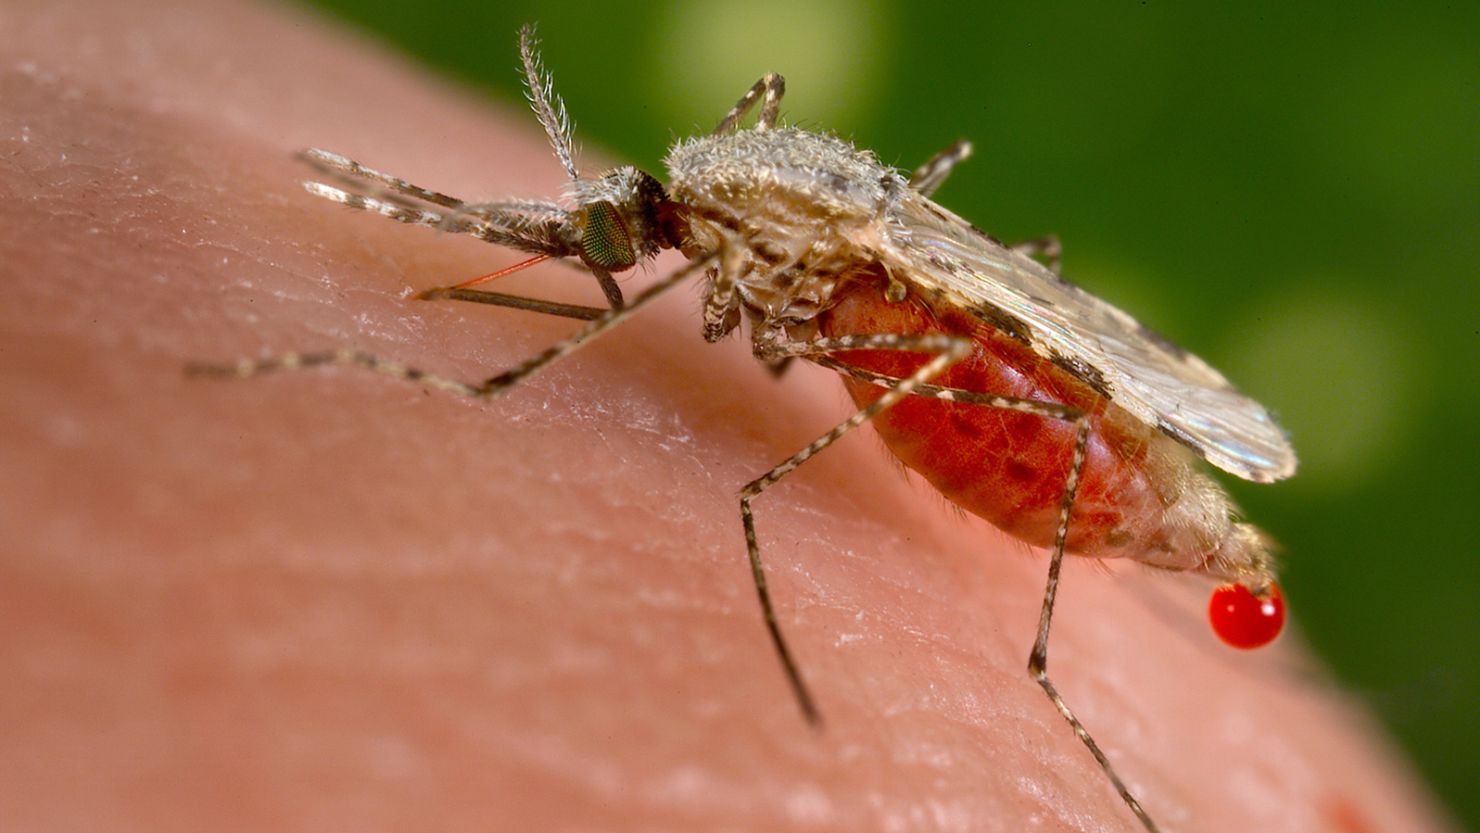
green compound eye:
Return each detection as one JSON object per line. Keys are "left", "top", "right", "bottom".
{"left": 580, "top": 201, "right": 637, "bottom": 271}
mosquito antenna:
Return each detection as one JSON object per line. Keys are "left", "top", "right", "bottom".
{"left": 518, "top": 25, "right": 579, "bottom": 181}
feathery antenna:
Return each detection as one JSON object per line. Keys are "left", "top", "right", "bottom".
{"left": 518, "top": 25, "right": 579, "bottom": 181}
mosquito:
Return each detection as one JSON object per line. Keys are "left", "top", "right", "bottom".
{"left": 190, "top": 25, "right": 1297, "bottom": 832}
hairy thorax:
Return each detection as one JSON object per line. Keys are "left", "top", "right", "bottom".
{"left": 665, "top": 128, "right": 906, "bottom": 325}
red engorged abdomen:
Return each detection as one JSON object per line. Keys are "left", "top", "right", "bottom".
{"left": 817, "top": 276, "right": 1172, "bottom": 561}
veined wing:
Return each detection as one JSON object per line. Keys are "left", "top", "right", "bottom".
{"left": 872, "top": 192, "right": 1296, "bottom": 483}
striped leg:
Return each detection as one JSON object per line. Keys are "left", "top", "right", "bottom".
{"left": 701, "top": 244, "right": 754, "bottom": 343}
{"left": 909, "top": 140, "right": 974, "bottom": 197}
{"left": 1027, "top": 412, "right": 1161, "bottom": 833}
{"left": 807, "top": 355, "right": 1080, "bottom": 419}
{"left": 713, "top": 73, "right": 786, "bottom": 135}
{"left": 187, "top": 256, "right": 709, "bottom": 397}
{"left": 739, "top": 330, "right": 973, "bottom": 724}
{"left": 810, "top": 353, "right": 1158, "bottom": 831}
{"left": 900, "top": 143, "right": 1065, "bottom": 275}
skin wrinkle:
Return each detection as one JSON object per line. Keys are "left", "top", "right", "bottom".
{"left": 0, "top": 2, "right": 1459, "bottom": 833}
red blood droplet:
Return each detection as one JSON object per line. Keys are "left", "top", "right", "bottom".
{"left": 1209, "top": 583, "right": 1285, "bottom": 649}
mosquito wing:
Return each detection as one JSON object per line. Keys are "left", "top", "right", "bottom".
{"left": 870, "top": 192, "right": 1296, "bottom": 483}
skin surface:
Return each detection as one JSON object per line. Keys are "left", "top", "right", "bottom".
{"left": 0, "top": 1, "right": 1456, "bottom": 832}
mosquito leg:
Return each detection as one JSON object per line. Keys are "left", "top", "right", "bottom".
{"left": 1026, "top": 415, "right": 1162, "bottom": 831}
{"left": 798, "top": 363, "right": 1149, "bottom": 824}
{"left": 701, "top": 265, "right": 741, "bottom": 342}
{"left": 713, "top": 73, "right": 787, "bottom": 135}
{"left": 701, "top": 242, "right": 754, "bottom": 342}
{"left": 756, "top": 74, "right": 786, "bottom": 131}
{"left": 736, "top": 330, "right": 975, "bottom": 724}
{"left": 436, "top": 254, "right": 707, "bottom": 394}
{"left": 901, "top": 143, "right": 1061, "bottom": 273}
{"left": 188, "top": 256, "right": 710, "bottom": 397}
{"left": 909, "top": 140, "right": 974, "bottom": 197}
{"left": 586, "top": 266, "right": 625, "bottom": 311}
{"left": 743, "top": 333, "right": 1093, "bottom": 724}
{"left": 185, "top": 348, "right": 490, "bottom": 396}
{"left": 806, "top": 356, "right": 1080, "bottom": 419}
{"left": 813, "top": 351, "right": 1157, "bottom": 827}
{"left": 1010, "top": 235, "right": 1063, "bottom": 274}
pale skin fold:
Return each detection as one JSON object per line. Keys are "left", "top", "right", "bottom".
{"left": 0, "top": 1, "right": 1457, "bottom": 832}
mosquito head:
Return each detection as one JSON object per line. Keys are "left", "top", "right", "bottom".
{"left": 518, "top": 26, "right": 683, "bottom": 271}
{"left": 566, "top": 167, "right": 677, "bottom": 272}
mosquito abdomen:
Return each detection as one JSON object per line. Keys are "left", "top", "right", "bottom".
{"left": 819, "top": 271, "right": 1257, "bottom": 578}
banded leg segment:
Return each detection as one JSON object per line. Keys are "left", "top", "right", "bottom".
{"left": 701, "top": 244, "right": 754, "bottom": 342}
{"left": 476, "top": 256, "right": 706, "bottom": 393}
{"left": 714, "top": 73, "right": 786, "bottom": 135}
{"left": 1025, "top": 413, "right": 1162, "bottom": 832}
{"left": 909, "top": 140, "right": 974, "bottom": 197}
{"left": 185, "top": 348, "right": 485, "bottom": 397}
{"left": 897, "top": 142, "right": 1066, "bottom": 276}
{"left": 812, "top": 353, "right": 1159, "bottom": 832}
{"left": 188, "top": 256, "right": 711, "bottom": 398}
{"left": 738, "top": 331, "right": 973, "bottom": 724}
{"left": 808, "top": 355, "right": 1082, "bottom": 420}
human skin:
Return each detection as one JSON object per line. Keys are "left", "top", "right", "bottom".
{"left": 0, "top": 1, "right": 1456, "bottom": 832}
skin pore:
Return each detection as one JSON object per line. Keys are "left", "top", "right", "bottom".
{"left": 0, "top": 1, "right": 1455, "bottom": 831}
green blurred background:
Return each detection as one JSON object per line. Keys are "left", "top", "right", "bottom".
{"left": 303, "top": 0, "right": 1477, "bottom": 825}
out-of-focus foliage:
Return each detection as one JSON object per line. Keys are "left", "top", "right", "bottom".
{"left": 304, "top": 0, "right": 1478, "bottom": 824}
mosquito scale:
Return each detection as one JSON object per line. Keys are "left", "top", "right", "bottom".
{"left": 191, "top": 26, "right": 1297, "bottom": 832}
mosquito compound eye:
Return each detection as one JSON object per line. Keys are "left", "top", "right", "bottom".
{"left": 1208, "top": 583, "right": 1285, "bottom": 649}
{"left": 578, "top": 201, "right": 637, "bottom": 272}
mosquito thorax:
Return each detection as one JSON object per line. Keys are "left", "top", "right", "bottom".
{"left": 664, "top": 129, "right": 901, "bottom": 272}
{"left": 665, "top": 129, "right": 907, "bottom": 327}
{"left": 666, "top": 128, "right": 901, "bottom": 222}
{"left": 567, "top": 166, "right": 673, "bottom": 272}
